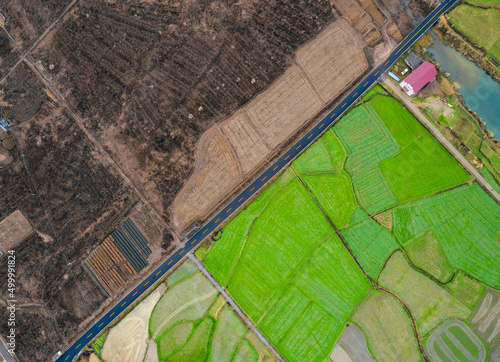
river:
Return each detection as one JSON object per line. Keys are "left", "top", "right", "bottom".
{"left": 427, "top": 31, "right": 500, "bottom": 138}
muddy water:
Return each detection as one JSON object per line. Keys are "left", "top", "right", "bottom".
{"left": 427, "top": 31, "right": 500, "bottom": 138}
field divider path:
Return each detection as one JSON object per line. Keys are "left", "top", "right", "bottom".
{"left": 188, "top": 254, "right": 284, "bottom": 361}
{"left": 152, "top": 289, "right": 217, "bottom": 339}
{"left": 384, "top": 80, "right": 500, "bottom": 203}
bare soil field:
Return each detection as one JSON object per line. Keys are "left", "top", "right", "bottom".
{"left": 0, "top": 210, "right": 32, "bottom": 254}
{"left": 470, "top": 289, "right": 500, "bottom": 346}
{"left": 101, "top": 284, "right": 166, "bottom": 362}
{"left": 331, "top": 324, "right": 375, "bottom": 361}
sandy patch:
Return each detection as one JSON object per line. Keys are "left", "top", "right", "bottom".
{"left": 0, "top": 210, "right": 33, "bottom": 254}
{"left": 296, "top": 19, "right": 368, "bottom": 104}
{"left": 101, "top": 284, "right": 166, "bottom": 362}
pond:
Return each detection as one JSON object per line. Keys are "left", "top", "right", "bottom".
{"left": 427, "top": 31, "right": 500, "bottom": 139}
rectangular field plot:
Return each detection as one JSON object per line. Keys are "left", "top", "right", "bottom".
{"left": 380, "top": 133, "right": 470, "bottom": 204}
{"left": 0, "top": 210, "right": 33, "bottom": 254}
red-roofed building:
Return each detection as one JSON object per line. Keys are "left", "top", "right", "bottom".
{"left": 399, "top": 61, "right": 437, "bottom": 96}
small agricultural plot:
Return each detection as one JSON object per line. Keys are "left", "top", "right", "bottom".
{"left": 352, "top": 291, "right": 420, "bottom": 361}
{"left": 425, "top": 320, "right": 486, "bottom": 362}
{"left": 449, "top": 5, "right": 500, "bottom": 59}
{"left": 470, "top": 289, "right": 500, "bottom": 346}
{"left": 379, "top": 252, "right": 471, "bottom": 336}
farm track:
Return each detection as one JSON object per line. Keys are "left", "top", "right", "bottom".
{"left": 22, "top": 57, "right": 179, "bottom": 241}
{"left": 384, "top": 80, "right": 500, "bottom": 203}
{"left": 0, "top": 0, "right": 80, "bottom": 85}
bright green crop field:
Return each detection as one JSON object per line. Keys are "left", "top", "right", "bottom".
{"left": 393, "top": 184, "right": 500, "bottom": 289}
{"left": 449, "top": 5, "right": 500, "bottom": 59}
{"left": 380, "top": 133, "right": 470, "bottom": 203}
{"left": 199, "top": 88, "right": 500, "bottom": 361}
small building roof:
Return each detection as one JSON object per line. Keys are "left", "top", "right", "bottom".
{"left": 399, "top": 61, "right": 437, "bottom": 96}
{"left": 405, "top": 52, "right": 423, "bottom": 70}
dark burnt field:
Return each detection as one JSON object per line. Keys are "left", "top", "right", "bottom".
{"left": 33, "top": 0, "right": 338, "bottom": 220}
{"left": 0, "top": 62, "right": 144, "bottom": 360}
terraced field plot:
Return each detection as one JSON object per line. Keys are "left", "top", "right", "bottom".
{"left": 200, "top": 90, "right": 500, "bottom": 361}
{"left": 449, "top": 4, "right": 500, "bottom": 59}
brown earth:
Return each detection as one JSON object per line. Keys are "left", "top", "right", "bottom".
{"left": 0, "top": 64, "right": 150, "bottom": 360}
{"left": 0, "top": 0, "right": 440, "bottom": 360}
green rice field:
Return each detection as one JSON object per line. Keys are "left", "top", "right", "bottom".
{"left": 393, "top": 184, "right": 500, "bottom": 288}
{"left": 449, "top": 5, "right": 500, "bottom": 59}
{"left": 199, "top": 88, "right": 500, "bottom": 361}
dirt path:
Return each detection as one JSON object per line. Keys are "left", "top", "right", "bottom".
{"left": 0, "top": 0, "right": 80, "bottom": 85}
{"left": 22, "top": 57, "right": 179, "bottom": 241}
{"left": 384, "top": 79, "right": 500, "bottom": 203}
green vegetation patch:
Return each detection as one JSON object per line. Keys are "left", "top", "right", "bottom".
{"left": 226, "top": 176, "right": 334, "bottom": 321}
{"left": 393, "top": 184, "right": 500, "bottom": 289}
{"left": 362, "top": 84, "right": 388, "bottom": 100}
{"left": 167, "top": 260, "right": 198, "bottom": 286}
{"left": 481, "top": 167, "right": 500, "bottom": 194}
{"left": 352, "top": 291, "right": 421, "bottom": 361}
{"left": 380, "top": 133, "right": 470, "bottom": 203}
{"left": 405, "top": 231, "right": 455, "bottom": 283}
{"left": 204, "top": 169, "right": 295, "bottom": 287}
{"left": 234, "top": 340, "right": 259, "bottom": 362}
{"left": 205, "top": 173, "right": 371, "bottom": 362}
{"left": 449, "top": 5, "right": 500, "bottom": 59}
{"left": 158, "top": 322, "right": 194, "bottom": 360}
{"left": 210, "top": 306, "right": 248, "bottom": 362}
{"left": 300, "top": 172, "right": 357, "bottom": 229}
{"left": 335, "top": 105, "right": 399, "bottom": 175}
{"left": 379, "top": 252, "right": 471, "bottom": 335}
{"left": 445, "top": 271, "right": 486, "bottom": 310}
{"left": 259, "top": 234, "right": 371, "bottom": 362}
{"left": 166, "top": 317, "right": 214, "bottom": 362}
{"left": 368, "top": 95, "right": 426, "bottom": 148}
{"left": 292, "top": 140, "right": 334, "bottom": 174}
{"left": 150, "top": 273, "right": 217, "bottom": 338}
{"left": 449, "top": 326, "right": 480, "bottom": 358}
{"left": 341, "top": 218, "right": 399, "bottom": 279}
{"left": 351, "top": 166, "right": 397, "bottom": 214}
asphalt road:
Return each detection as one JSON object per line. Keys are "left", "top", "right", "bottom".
{"left": 58, "top": 1, "right": 457, "bottom": 360}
